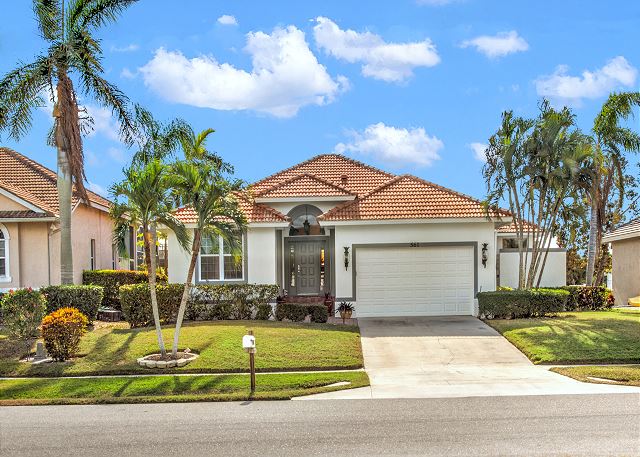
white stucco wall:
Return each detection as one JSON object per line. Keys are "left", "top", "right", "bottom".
{"left": 333, "top": 221, "right": 498, "bottom": 300}
{"left": 166, "top": 226, "right": 278, "bottom": 285}
{"left": 498, "top": 250, "right": 566, "bottom": 288}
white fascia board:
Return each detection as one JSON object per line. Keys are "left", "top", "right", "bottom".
{"left": 603, "top": 232, "right": 640, "bottom": 243}
{"left": 254, "top": 196, "right": 355, "bottom": 203}
{"left": 0, "top": 217, "right": 57, "bottom": 223}
{"left": 323, "top": 217, "right": 507, "bottom": 226}
{"left": 248, "top": 222, "right": 290, "bottom": 228}
{"left": 0, "top": 187, "right": 46, "bottom": 213}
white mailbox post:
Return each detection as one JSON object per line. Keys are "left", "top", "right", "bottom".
{"left": 243, "top": 330, "right": 257, "bottom": 393}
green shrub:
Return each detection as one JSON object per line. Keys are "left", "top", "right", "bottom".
{"left": 275, "top": 303, "right": 328, "bottom": 323}
{"left": 188, "top": 284, "right": 279, "bottom": 320}
{"left": 478, "top": 289, "right": 569, "bottom": 319}
{"left": 41, "top": 285, "right": 104, "bottom": 323}
{"left": 0, "top": 288, "right": 46, "bottom": 339}
{"left": 41, "top": 307, "right": 88, "bottom": 361}
{"left": 82, "top": 269, "right": 167, "bottom": 309}
{"left": 559, "top": 285, "right": 614, "bottom": 311}
{"left": 255, "top": 303, "right": 273, "bottom": 320}
{"left": 119, "top": 283, "right": 183, "bottom": 328}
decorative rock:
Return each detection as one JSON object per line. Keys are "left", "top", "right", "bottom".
{"left": 176, "top": 358, "right": 189, "bottom": 367}
{"left": 165, "top": 359, "right": 177, "bottom": 368}
{"left": 136, "top": 352, "right": 199, "bottom": 369}
{"left": 155, "top": 360, "right": 167, "bottom": 369}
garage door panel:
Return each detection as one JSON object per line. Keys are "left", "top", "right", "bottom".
{"left": 355, "top": 245, "right": 475, "bottom": 317}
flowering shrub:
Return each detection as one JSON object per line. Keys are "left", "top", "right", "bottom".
{"left": 0, "top": 288, "right": 46, "bottom": 339}
{"left": 41, "top": 308, "right": 88, "bottom": 361}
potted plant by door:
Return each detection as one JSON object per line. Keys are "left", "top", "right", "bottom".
{"left": 337, "top": 301, "right": 355, "bottom": 323}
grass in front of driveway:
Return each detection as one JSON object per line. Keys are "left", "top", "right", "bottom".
{"left": 0, "top": 371, "right": 370, "bottom": 406}
{"left": 552, "top": 365, "right": 640, "bottom": 387}
{"left": 485, "top": 309, "right": 640, "bottom": 364}
{"left": 0, "top": 320, "right": 363, "bottom": 377}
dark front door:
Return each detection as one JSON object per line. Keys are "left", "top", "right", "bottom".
{"left": 297, "top": 241, "right": 321, "bottom": 295}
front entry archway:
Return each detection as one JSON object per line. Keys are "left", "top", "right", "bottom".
{"left": 284, "top": 205, "right": 332, "bottom": 296}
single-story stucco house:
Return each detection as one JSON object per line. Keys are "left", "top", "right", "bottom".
{"left": 0, "top": 147, "right": 118, "bottom": 289}
{"left": 167, "top": 154, "right": 567, "bottom": 317}
{"left": 603, "top": 218, "right": 640, "bottom": 306}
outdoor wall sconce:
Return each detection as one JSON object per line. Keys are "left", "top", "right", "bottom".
{"left": 344, "top": 246, "right": 350, "bottom": 270}
{"left": 481, "top": 243, "right": 489, "bottom": 268}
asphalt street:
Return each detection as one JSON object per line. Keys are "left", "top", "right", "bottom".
{"left": 1, "top": 394, "right": 639, "bottom": 456}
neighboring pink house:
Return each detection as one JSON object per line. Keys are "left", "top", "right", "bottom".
{"left": 0, "top": 147, "right": 118, "bottom": 289}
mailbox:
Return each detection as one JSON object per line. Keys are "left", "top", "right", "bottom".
{"left": 243, "top": 334, "right": 256, "bottom": 352}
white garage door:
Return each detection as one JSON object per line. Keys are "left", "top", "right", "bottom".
{"left": 355, "top": 245, "right": 475, "bottom": 317}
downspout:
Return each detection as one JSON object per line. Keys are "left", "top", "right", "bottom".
{"left": 47, "top": 222, "right": 52, "bottom": 285}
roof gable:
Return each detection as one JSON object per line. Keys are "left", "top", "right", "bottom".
{"left": 319, "top": 175, "right": 509, "bottom": 221}
{"left": 250, "top": 154, "right": 394, "bottom": 197}
{"left": 603, "top": 218, "right": 640, "bottom": 243}
{"left": 0, "top": 147, "right": 111, "bottom": 215}
{"left": 174, "top": 192, "right": 288, "bottom": 224}
{"left": 255, "top": 173, "right": 356, "bottom": 199}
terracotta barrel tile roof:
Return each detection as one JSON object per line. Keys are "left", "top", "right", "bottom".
{"left": 0, "top": 147, "right": 111, "bottom": 215}
{"left": 255, "top": 173, "right": 356, "bottom": 199}
{"left": 174, "top": 192, "right": 288, "bottom": 224}
{"left": 319, "top": 175, "right": 510, "bottom": 221}
{"left": 250, "top": 154, "right": 393, "bottom": 197}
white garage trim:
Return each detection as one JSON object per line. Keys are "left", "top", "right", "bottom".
{"left": 347, "top": 242, "right": 478, "bottom": 317}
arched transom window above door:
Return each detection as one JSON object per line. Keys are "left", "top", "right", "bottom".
{"left": 288, "top": 205, "right": 325, "bottom": 236}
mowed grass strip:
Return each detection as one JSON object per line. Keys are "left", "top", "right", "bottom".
{"left": 0, "top": 320, "right": 363, "bottom": 377}
{"left": 0, "top": 371, "right": 370, "bottom": 405}
{"left": 552, "top": 365, "right": 640, "bottom": 387}
{"left": 485, "top": 309, "right": 640, "bottom": 364}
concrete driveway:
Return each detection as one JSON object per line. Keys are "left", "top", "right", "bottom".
{"left": 298, "top": 316, "right": 640, "bottom": 400}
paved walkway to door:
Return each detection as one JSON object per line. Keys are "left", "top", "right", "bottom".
{"left": 297, "top": 316, "right": 640, "bottom": 400}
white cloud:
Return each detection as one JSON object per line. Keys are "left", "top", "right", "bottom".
{"left": 469, "top": 142, "right": 488, "bottom": 161}
{"left": 313, "top": 17, "right": 440, "bottom": 82}
{"left": 217, "top": 15, "right": 238, "bottom": 26}
{"left": 84, "top": 104, "right": 121, "bottom": 142}
{"left": 334, "top": 123, "right": 443, "bottom": 167}
{"left": 120, "top": 67, "right": 136, "bottom": 79}
{"left": 461, "top": 31, "right": 528, "bottom": 58}
{"left": 535, "top": 56, "right": 638, "bottom": 105}
{"left": 139, "top": 26, "right": 347, "bottom": 118}
{"left": 88, "top": 181, "right": 107, "bottom": 196}
{"left": 107, "top": 147, "right": 126, "bottom": 163}
{"left": 111, "top": 44, "right": 139, "bottom": 53}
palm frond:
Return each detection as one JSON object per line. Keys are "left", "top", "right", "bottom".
{"left": 33, "top": 0, "right": 62, "bottom": 41}
{"left": 74, "top": 0, "right": 139, "bottom": 30}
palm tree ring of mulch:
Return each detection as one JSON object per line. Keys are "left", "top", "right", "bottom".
{"left": 137, "top": 352, "right": 199, "bottom": 369}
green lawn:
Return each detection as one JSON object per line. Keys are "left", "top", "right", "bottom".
{"left": 0, "top": 371, "right": 370, "bottom": 406}
{"left": 0, "top": 320, "right": 363, "bottom": 377}
{"left": 485, "top": 309, "right": 640, "bottom": 364}
{"left": 551, "top": 365, "right": 640, "bottom": 387}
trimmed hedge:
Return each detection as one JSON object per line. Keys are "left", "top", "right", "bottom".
{"left": 41, "top": 285, "right": 103, "bottom": 323}
{"left": 119, "top": 283, "right": 183, "bottom": 328}
{"left": 119, "top": 283, "right": 279, "bottom": 327}
{"left": 478, "top": 289, "right": 569, "bottom": 319}
{"left": 83, "top": 270, "right": 167, "bottom": 309}
{"left": 275, "top": 302, "right": 329, "bottom": 323}
{"left": 559, "top": 286, "right": 614, "bottom": 311}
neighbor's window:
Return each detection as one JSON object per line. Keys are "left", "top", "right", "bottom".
{"left": 200, "top": 234, "right": 244, "bottom": 281}
{"left": 0, "top": 230, "right": 6, "bottom": 278}
{"left": 90, "top": 239, "right": 96, "bottom": 270}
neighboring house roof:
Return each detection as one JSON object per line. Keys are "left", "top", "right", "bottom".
{"left": 174, "top": 193, "right": 288, "bottom": 224}
{"left": 0, "top": 210, "right": 56, "bottom": 220}
{"left": 0, "top": 147, "right": 111, "bottom": 216}
{"left": 254, "top": 173, "right": 356, "bottom": 199}
{"left": 319, "top": 174, "right": 509, "bottom": 221}
{"left": 496, "top": 221, "right": 540, "bottom": 233}
{"left": 250, "top": 154, "right": 394, "bottom": 197}
{"left": 603, "top": 218, "right": 640, "bottom": 243}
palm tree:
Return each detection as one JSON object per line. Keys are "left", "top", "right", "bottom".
{"left": 585, "top": 92, "right": 640, "bottom": 285}
{"left": 111, "top": 160, "right": 189, "bottom": 356}
{"left": 0, "top": 0, "right": 138, "bottom": 284}
{"left": 170, "top": 133, "right": 246, "bottom": 357}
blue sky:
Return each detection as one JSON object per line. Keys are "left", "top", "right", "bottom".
{"left": 1, "top": 0, "right": 639, "bottom": 199}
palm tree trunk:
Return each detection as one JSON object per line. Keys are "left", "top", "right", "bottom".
{"left": 585, "top": 198, "right": 598, "bottom": 286}
{"left": 146, "top": 223, "right": 166, "bottom": 356}
{"left": 57, "top": 145, "right": 74, "bottom": 284}
{"left": 172, "top": 229, "right": 201, "bottom": 357}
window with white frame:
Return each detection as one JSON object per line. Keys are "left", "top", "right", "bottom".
{"left": 0, "top": 229, "right": 7, "bottom": 279}
{"left": 199, "top": 234, "right": 244, "bottom": 281}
